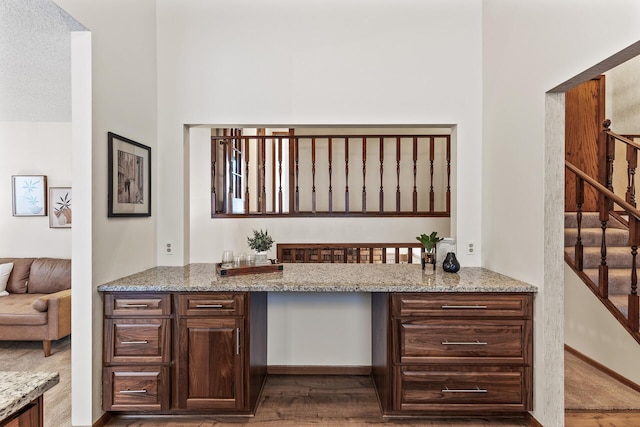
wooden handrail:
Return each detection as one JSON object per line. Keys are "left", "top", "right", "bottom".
{"left": 565, "top": 160, "right": 640, "bottom": 222}
{"left": 604, "top": 119, "right": 640, "bottom": 151}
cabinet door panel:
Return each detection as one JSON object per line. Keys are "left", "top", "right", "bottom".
{"left": 103, "top": 366, "right": 169, "bottom": 411}
{"left": 177, "top": 317, "right": 244, "bottom": 410}
{"left": 398, "top": 319, "right": 528, "bottom": 364}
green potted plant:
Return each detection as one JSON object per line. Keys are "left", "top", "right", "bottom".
{"left": 247, "top": 229, "right": 275, "bottom": 265}
{"left": 416, "top": 231, "right": 443, "bottom": 270}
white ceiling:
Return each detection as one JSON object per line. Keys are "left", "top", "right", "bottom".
{"left": 0, "top": 0, "right": 86, "bottom": 122}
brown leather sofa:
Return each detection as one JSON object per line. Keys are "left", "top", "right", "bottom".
{"left": 0, "top": 258, "right": 71, "bottom": 356}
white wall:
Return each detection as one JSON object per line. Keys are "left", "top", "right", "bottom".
{"left": 0, "top": 122, "right": 72, "bottom": 258}
{"left": 52, "top": 1, "right": 158, "bottom": 425}
{"left": 565, "top": 265, "right": 640, "bottom": 385}
{"left": 483, "top": 1, "right": 640, "bottom": 425}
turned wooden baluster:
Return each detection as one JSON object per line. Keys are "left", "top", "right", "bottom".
{"left": 244, "top": 138, "right": 250, "bottom": 213}
{"left": 575, "top": 176, "right": 584, "bottom": 271}
{"left": 396, "top": 137, "right": 401, "bottom": 213}
{"left": 412, "top": 137, "right": 418, "bottom": 213}
{"left": 312, "top": 138, "right": 317, "bottom": 213}
{"left": 362, "top": 138, "right": 367, "bottom": 213}
{"left": 328, "top": 137, "right": 333, "bottom": 213}
{"left": 598, "top": 196, "right": 610, "bottom": 298}
{"left": 605, "top": 121, "right": 616, "bottom": 211}
{"left": 278, "top": 137, "right": 284, "bottom": 213}
{"left": 627, "top": 143, "right": 637, "bottom": 207}
{"left": 446, "top": 136, "right": 451, "bottom": 214}
{"left": 345, "top": 137, "right": 350, "bottom": 213}
{"left": 429, "top": 137, "right": 435, "bottom": 213}
{"left": 628, "top": 216, "right": 640, "bottom": 332}
{"left": 260, "top": 138, "right": 267, "bottom": 214}
{"left": 294, "top": 137, "right": 299, "bottom": 213}
{"left": 211, "top": 139, "right": 217, "bottom": 214}
{"left": 379, "top": 137, "right": 384, "bottom": 213}
{"left": 408, "top": 247, "right": 414, "bottom": 264}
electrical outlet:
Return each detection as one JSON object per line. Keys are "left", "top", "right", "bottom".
{"left": 466, "top": 241, "right": 476, "bottom": 255}
{"left": 165, "top": 241, "right": 174, "bottom": 255}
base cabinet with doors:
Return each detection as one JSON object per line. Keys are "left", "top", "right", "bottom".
{"left": 102, "top": 291, "right": 267, "bottom": 415}
{"left": 372, "top": 292, "right": 533, "bottom": 416}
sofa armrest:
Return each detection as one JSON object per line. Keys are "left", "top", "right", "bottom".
{"left": 39, "top": 289, "right": 72, "bottom": 339}
{"left": 32, "top": 289, "right": 72, "bottom": 312}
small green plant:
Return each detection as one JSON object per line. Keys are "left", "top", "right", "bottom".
{"left": 416, "top": 231, "right": 443, "bottom": 252}
{"left": 247, "top": 229, "right": 274, "bottom": 252}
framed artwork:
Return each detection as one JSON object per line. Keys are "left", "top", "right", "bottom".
{"left": 108, "top": 132, "right": 151, "bottom": 217}
{"left": 49, "top": 187, "right": 72, "bottom": 228}
{"left": 12, "top": 175, "right": 47, "bottom": 216}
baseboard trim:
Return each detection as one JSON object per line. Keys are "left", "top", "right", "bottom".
{"left": 267, "top": 365, "right": 372, "bottom": 375}
{"left": 92, "top": 411, "right": 112, "bottom": 427}
{"left": 525, "top": 412, "right": 543, "bottom": 427}
{"left": 565, "top": 344, "right": 640, "bottom": 394}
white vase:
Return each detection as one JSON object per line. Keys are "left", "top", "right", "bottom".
{"left": 254, "top": 251, "right": 270, "bottom": 265}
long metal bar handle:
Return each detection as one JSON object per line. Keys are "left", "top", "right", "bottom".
{"left": 121, "top": 340, "right": 148, "bottom": 345}
{"left": 236, "top": 328, "right": 240, "bottom": 355}
{"left": 120, "top": 304, "right": 149, "bottom": 308}
{"left": 119, "top": 389, "right": 147, "bottom": 394}
{"left": 441, "top": 386, "right": 487, "bottom": 393}
{"left": 196, "top": 304, "right": 223, "bottom": 308}
{"left": 441, "top": 340, "right": 487, "bottom": 345}
{"left": 441, "top": 305, "right": 488, "bottom": 309}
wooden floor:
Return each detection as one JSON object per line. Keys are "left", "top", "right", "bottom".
{"left": 565, "top": 411, "right": 640, "bottom": 427}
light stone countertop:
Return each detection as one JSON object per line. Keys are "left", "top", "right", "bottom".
{"left": 97, "top": 263, "right": 537, "bottom": 293}
{"left": 0, "top": 371, "right": 59, "bottom": 421}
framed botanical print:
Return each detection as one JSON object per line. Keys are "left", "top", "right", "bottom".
{"left": 108, "top": 132, "right": 151, "bottom": 217}
{"left": 12, "top": 175, "right": 47, "bottom": 216}
{"left": 49, "top": 187, "right": 72, "bottom": 228}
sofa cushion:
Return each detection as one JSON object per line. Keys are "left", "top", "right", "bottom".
{"left": 0, "top": 258, "right": 33, "bottom": 294}
{"left": 0, "top": 293, "right": 47, "bottom": 325}
{"left": 0, "top": 263, "right": 12, "bottom": 296}
{"left": 28, "top": 258, "right": 71, "bottom": 294}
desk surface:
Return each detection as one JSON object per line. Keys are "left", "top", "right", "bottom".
{"left": 0, "top": 371, "right": 59, "bottom": 421}
{"left": 98, "top": 263, "right": 536, "bottom": 293}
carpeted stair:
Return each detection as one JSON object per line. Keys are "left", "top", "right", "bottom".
{"left": 564, "top": 212, "right": 639, "bottom": 322}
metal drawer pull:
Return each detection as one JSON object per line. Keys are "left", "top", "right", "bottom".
{"left": 120, "top": 304, "right": 149, "bottom": 308}
{"left": 442, "top": 386, "right": 487, "bottom": 393}
{"left": 441, "top": 340, "right": 487, "bottom": 345}
{"left": 441, "top": 305, "right": 487, "bottom": 309}
{"left": 119, "top": 388, "right": 147, "bottom": 394}
{"left": 196, "top": 304, "right": 223, "bottom": 308}
{"left": 120, "top": 340, "right": 148, "bottom": 345}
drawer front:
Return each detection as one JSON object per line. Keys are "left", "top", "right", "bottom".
{"left": 398, "top": 319, "right": 528, "bottom": 364}
{"left": 177, "top": 293, "right": 245, "bottom": 316}
{"left": 397, "top": 365, "right": 530, "bottom": 411}
{"left": 105, "top": 293, "right": 171, "bottom": 317}
{"left": 103, "top": 366, "right": 169, "bottom": 411}
{"left": 392, "top": 293, "right": 532, "bottom": 318}
{"left": 105, "top": 318, "right": 170, "bottom": 364}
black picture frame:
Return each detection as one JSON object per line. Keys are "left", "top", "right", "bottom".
{"left": 108, "top": 132, "right": 151, "bottom": 217}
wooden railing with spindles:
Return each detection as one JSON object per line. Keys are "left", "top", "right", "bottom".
{"left": 211, "top": 133, "right": 451, "bottom": 217}
{"left": 565, "top": 119, "right": 640, "bottom": 343}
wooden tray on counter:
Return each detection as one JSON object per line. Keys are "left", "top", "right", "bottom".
{"left": 216, "top": 262, "right": 284, "bottom": 277}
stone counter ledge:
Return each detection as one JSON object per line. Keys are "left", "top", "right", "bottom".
{"left": 98, "top": 263, "right": 537, "bottom": 293}
{"left": 0, "top": 371, "right": 59, "bottom": 421}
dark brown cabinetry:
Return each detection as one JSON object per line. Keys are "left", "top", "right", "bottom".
{"left": 0, "top": 396, "right": 42, "bottom": 427}
{"left": 372, "top": 292, "right": 533, "bottom": 416}
{"left": 102, "top": 291, "right": 266, "bottom": 415}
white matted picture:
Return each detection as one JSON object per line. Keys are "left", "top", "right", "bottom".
{"left": 49, "top": 187, "right": 72, "bottom": 228}
{"left": 12, "top": 175, "right": 47, "bottom": 216}
{"left": 108, "top": 132, "right": 151, "bottom": 217}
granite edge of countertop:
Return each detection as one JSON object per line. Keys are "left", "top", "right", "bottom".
{"left": 0, "top": 371, "right": 59, "bottom": 420}
{"left": 97, "top": 263, "right": 537, "bottom": 293}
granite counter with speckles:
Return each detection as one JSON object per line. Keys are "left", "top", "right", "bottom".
{"left": 0, "top": 371, "right": 59, "bottom": 421}
{"left": 97, "top": 263, "right": 536, "bottom": 293}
